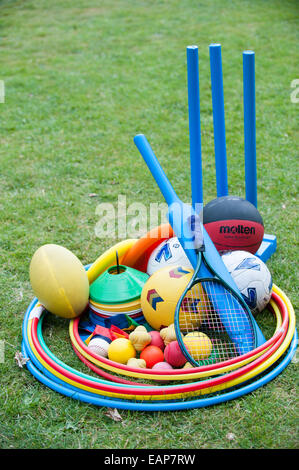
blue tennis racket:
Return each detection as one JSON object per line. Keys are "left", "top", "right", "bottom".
{"left": 134, "top": 133, "right": 259, "bottom": 364}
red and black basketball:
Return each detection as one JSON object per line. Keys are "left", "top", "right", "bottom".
{"left": 203, "top": 196, "right": 264, "bottom": 254}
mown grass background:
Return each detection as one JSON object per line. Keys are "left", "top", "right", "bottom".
{"left": 0, "top": 0, "right": 298, "bottom": 449}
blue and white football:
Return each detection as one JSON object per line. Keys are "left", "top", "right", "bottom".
{"left": 221, "top": 250, "right": 273, "bottom": 314}
{"left": 147, "top": 237, "right": 192, "bottom": 276}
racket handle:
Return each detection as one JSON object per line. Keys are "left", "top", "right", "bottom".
{"left": 134, "top": 134, "right": 178, "bottom": 206}
{"left": 134, "top": 134, "right": 199, "bottom": 268}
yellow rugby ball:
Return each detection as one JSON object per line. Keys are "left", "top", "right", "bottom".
{"left": 29, "top": 244, "right": 89, "bottom": 318}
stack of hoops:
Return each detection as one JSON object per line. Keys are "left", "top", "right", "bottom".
{"left": 22, "top": 231, "right": 297, "bottom": 411}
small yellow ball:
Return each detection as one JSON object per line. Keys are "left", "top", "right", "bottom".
{"left": 108, "top": 338, "right": 136, "bottom": 364}
{"left": 183, "top": 332, "right": 212, "bottom": 361}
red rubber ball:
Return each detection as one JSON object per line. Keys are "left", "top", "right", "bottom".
{"left": 164, "top": 341, "right": 187, "bottom": 368}
{"left": 149, "top": 330, "right": 165, "bottom": 351}
{"left": 140, "top": 345, "right": 165, "bottom": 369}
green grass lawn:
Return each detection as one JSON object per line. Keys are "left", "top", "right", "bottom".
{"left": 0, "top": 0, "right": 298, "bottom": 449}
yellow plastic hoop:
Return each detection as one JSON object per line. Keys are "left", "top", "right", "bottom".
{"left": 27, "top": 284, "right": 295, "bottom": 401}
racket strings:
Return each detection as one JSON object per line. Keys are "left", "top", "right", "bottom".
{"left": 178, "top": 280, "right": 255, "bottom": 364}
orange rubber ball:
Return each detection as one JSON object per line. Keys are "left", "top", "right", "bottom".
{"left": 140, "top": 345, "right": 165, "bottom": 369}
